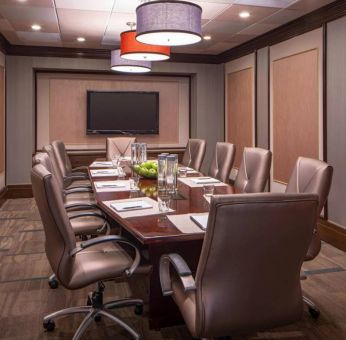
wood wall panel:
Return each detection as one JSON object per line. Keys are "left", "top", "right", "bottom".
{"left": 37, "top": 73, "right": 190, "bottom": 149}
{"left": 226, "top": 68, "right": 253, "bottom": 168}
{"left": 272, "top": 49, "right": 319, "bottom": 183}
{"left": 0, "top": 66, "right": 4, "bottom": 173}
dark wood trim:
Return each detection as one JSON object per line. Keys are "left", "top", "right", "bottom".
{"left": 322, "top": 23, "right": 329, "bottom": 220}
{"left": 0, "top": 186, "right": 7, "bottom": 207}
{"left": 318, "top": 219, "right": 346, "bottom": 252}
{"left": 0, "top": 36, "right": 218, "bottom": 64}
{"left": 218, "top": 0, "right": 346, "bottom": 63}
{"left": 254, "top": 49, "right": 258, "bottom": 147}
{"left": 267, "top": 46, "right": 271, "bottom": 192}
{"left": 5, "top": 184, "right": 33, "bottom": 199}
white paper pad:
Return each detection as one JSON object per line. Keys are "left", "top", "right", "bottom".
{"left": 90, "top": 169, "right": 118, "bottom": 177}
{"left": 178, "top": 177, "right": 226, "bottom": 188}
{"left": 190, "top": 214, "right": 209, "bottom": 230}
{"left": 111, "top": 200, "right": 153, "bottom": 212}
{"left": 90, "top": 161, "right": 113, "bottom": 168}
{"left": 178, "top": 166, "right": 199, "bottom": 174}
{"left": 103, "top": 197, "right": 174, "bottom": 218}
{"left": 95, "top": 180, "right": 130, "bottom": 192}
{"left": 167, "top": 213, "right": 208, "bottom": 234}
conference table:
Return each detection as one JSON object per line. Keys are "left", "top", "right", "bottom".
{"left": 89, "top": 164, "right": 235, "bottom": 329}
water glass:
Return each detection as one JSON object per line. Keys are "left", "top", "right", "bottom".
{"left": 203, "top": 184, "right": 215, "bottom": 197}
{"left": 112, "top": 156, "right": 120, "bottom": 169}
{"left": 118, "top": 166, "right": 126, "bottom": 178}
{"left": 158, "top": 191, "right": 171, "bottom": 212}
{"left": 129, "top": 176, "right": 140, "bottom": 190}
{"left": 178, "top": 167, "right": 188, "bottom": 177}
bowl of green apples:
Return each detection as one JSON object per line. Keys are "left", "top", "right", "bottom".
{"left": 132, "top": 161, "right": 158, "bottom": 179}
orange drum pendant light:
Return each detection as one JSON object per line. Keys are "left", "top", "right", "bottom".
{"left": 120, "top": 23, "right": 170, "bottom": 61}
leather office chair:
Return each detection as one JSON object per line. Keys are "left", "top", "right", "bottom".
{"left": 181, "top": 139, "right": 206, "bottom": 172}
{"left": 31, "top": 163, "right": 143, "bottom": 340}
{"left": 51, "top": 140, "right": 90, "bottom": 188}
{"left": 33, "top": 152, "right": 110, "bottom": 289}
{"left": 160, "top": 193, "right": 319, "bottom": 338}
{"left": 106, "top": 137, "right": 136, "bottom": 160}
{"left": 208, "top": 142, "right": 235, "bottom": 183}
{"left": 234, "top": 147, "right": 272, "bottom": 193}
{"left": 286, "top": 157, "right": 333, "bottom": 319}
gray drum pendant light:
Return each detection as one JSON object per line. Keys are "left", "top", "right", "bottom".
{"left": 136, "top": 1, "right": 202, "bottom": 46}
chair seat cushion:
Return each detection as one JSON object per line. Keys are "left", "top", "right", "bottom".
{"left": 67, "top": 241, "right": 132, "bottom": 289}
{"left": 69, "top": 215, "right": 105, "bottom": 235}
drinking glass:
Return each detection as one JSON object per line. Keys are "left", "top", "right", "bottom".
{"left": 112, "top": 156, "right": 120, "bottom": 169}
{"left": 129, "top": 176, "right": 140, "bottom": 190}
{"left": 158, "top": 190, "right": 171, "bottom": 212}
{"left": 203, "top": 184, "right": 215, "bottom": 197}
{"left": 178, "top": 167, "right": 188, "bottom": 177}
{"left": 118, "top": 166, "right": 126, "bottom": 178}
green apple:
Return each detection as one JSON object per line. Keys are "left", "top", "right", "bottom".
{"left": 148, "top": 168, "right": 156, "bottom": 177}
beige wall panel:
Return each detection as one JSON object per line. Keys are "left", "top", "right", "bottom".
{"left": 226, "top": 68, "right": 253, "bottom": 168}
{"left": 48, "top": 77, "right": 180, "bottom": 147}
{"left": 272, "top": 49, "right": 319, "bottom": 183}
{"left": 0, "top": 66, "right": 4, "bottom": 174}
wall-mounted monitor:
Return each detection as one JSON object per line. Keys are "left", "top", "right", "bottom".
{"left": 86, "top": 91, "right": 159, "bottom": 135}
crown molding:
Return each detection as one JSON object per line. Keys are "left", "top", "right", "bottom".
{"left": 218, "top": 0, "right": 346, "bottom": 63}
{"left": 0, "top": 0, "right": 345, "bottom": 64}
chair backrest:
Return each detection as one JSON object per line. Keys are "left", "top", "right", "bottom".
{"left": 208, "top": 142, "right": 235, "bottom": 183}
{"left": 181, "top": 139, "right": 206, "bottom": 171}
{"left": 31, "top": 164, "right": 76, "bottom": 288}
{"left": 51, "top": 140, "right": 72, "bottom": 179}
{"left": 193, "top": 193, "right": 318, "bottom": 337}
{"left": 285, "top": 157, "right": 333, "bottom": 216}
{"left": 106, "top": 137, "right": 136, "bottom": 160}
{"left": 43, "top": 145, "right": 66, "bottom": 190}
{"left": 234, "top": 147, "right": 272, "bottom": 193}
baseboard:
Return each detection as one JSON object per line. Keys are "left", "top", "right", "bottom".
{"left": 0, "top": 186, "right": 7, "bottom": 207}
{"left": 318, "top": 219, "right": 346, "bottom": 252}
{"left": 5, "top": 184, "right": 33, "bottom": 199}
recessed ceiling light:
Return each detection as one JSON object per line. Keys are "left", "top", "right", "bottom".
{"left": 203, "top": 35, "right": 211, "bottom": 40}
{"left": 239, "top": 11, "right": 250, "bottom": 19}
{"left": 77, "top": 37, "right": 86, "bottom": 42}
{"left": 31, "top": 24, "right": 41, "bottom": 31}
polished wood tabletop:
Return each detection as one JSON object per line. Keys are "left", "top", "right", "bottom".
{"left": 90, "top": 166, "right": 235, "bottom": 245}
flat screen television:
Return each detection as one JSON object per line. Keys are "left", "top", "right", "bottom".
{"left": 86, "top": 91, "right": 159, "bottom": 134}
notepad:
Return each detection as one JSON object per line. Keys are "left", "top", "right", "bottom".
{"left": 110, "top": 200, "right": 153, "bottom": 212}
{"left": 190, "top": 177, "right": 220, "bottom": 184}
{"left": 190, "top": 214, "right": 209, "bottom": 230}
{"left": 90, "top": 169, "right": 118, "bottom": 177}
{"left": 90, "top": 161, "right": 113, "bottom": 168}
{"left": 95, "top": 182, "right": 126, "bottom": 189}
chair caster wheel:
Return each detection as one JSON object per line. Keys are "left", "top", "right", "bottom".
{"left": 43, "top": 319, "right": 55, "bottom": 332}
{"left": 308, "top": 307, "right": 320, "bottom": 319}
{"left": 134, "top": 304, "right": 143, "bottom": 315}
{"left": 94, "top": 314, "right": 102, "bottom": 322}
{"left": 48, "top": 278, "right": 59, "bottom": 289}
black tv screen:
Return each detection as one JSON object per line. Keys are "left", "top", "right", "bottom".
{"left": 87, "top": 91, "right": 159, "bottom": 134}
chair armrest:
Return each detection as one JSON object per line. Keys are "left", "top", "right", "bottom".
{"left": 65, "top": 174, "right": 89, "bottom": 182}
{"left": 64, "top": 187, "right": 93, "bottom": 195}
{"left": 65, "top": 203, "right": 99, "bottom": 211}
{"left": 159, "top": 253, "right": 196, "bottom": 296}
{"left": 72, "top": 166, "right": 88, "bottom": 173}
{"left": 70, "top": 235, "right": 141, "bottom": 276}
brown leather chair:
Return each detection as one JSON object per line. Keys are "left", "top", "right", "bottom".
{"left": 208, "top": 142, "right": 235, "bottom": 183}
{"left": 106, "top": 137, "right": 136, "bottom": 160}
{"left": 234, "top": 147, "right": 272, "bottom": 193}
{"left": 286, "top": 157, "right": 333, "bottom": 319}
{"left": 33, "top": 152, "right": 110, "bottom": 289}
{"left": 181, "top": 139, "right": 206, "bottom": 171}
{"left": 31, "top": 163, "right": 143, "bottom": 339}
{"left": 51, "top": 140, "right": 90, "bottom": 188}
{"left": 160, "top": 193, "right": 319, "bottom": 338}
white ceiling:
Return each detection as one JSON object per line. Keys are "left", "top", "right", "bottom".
{"left": 0, "top": 0, "right": 335, "bottom": 55}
